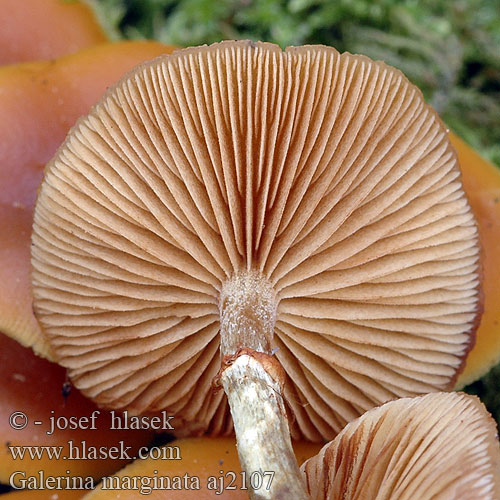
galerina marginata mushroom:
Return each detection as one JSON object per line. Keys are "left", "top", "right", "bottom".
{"left": 302, "top": 392, "right": 500, "bottom": 499}
{"left": 31, "top": 41, "right": 482, "bottom": 498}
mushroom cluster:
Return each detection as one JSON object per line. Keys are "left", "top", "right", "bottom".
{"left": 31, "top": 41, "right": 483, "bottom": 498}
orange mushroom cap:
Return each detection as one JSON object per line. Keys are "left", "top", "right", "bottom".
{"left": 450, "top": 132, "right": 500, "bottom": 386}
{"left": 83, "top": 437, "right": 321, "bottom": 499}
{"left": 0, "top": 332, "right": 153, "bottom": 486}
{"left": 0, "top": 41, "right": 175, "bottom": 359}
{"left": 0, "top": 0, "right": 107, "bottom": 65}
{"left": 1, "top": 490, "right": 84, "bottom": 500}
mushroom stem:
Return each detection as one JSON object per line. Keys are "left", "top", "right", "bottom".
{"left": 219, "top": 272, "right": 309, "bottom": 500}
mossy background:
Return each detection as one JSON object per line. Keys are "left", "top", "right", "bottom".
{"left": 85, "top": 0, "right": 500, "bottom": 424}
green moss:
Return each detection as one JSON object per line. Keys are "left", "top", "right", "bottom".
{"left": 463, "top": 363, "right": 500, "bottom": 426}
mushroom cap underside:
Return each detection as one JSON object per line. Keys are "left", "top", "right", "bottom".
{"left": 302, "top": 392, "right": 500, "bottom": 500}
{"left": 32, "top": 41, "right": 481, "bottom": 440}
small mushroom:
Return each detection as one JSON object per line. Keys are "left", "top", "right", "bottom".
{"left": 302, "top": 392, "right": 500, "bottom": 499}
{"left": 31, "top": 41, "right": 481, "bottom": 498}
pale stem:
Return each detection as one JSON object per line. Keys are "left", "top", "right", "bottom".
{"left": 218, "top": 272, "right": 310, "bottom": 500}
